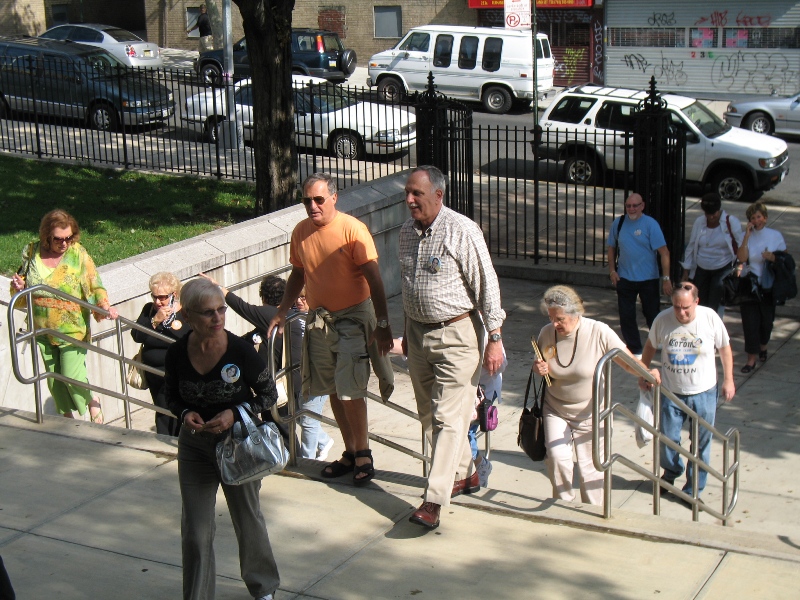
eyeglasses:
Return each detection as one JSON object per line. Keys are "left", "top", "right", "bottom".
{"left": 625, "top": 202, "right": 643, "bottom": 209}
{"left": 151, "top": 293, "right": 173, "bottom": 302}
{"left": 301, "top": 195, "right": 332, "bottom": 206}
{"left": 51, "top": 234, "right": 74, "bottom": 244}
{"left": 193, "top": 305, "right": 227, "bottom": 318}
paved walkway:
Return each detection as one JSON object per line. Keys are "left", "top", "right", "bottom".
{"left": 3, "top": 260, "right": 799, "bottom": 597}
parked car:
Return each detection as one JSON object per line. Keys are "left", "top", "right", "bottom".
{"left": 538, "top": 85, "right": 789, "bottom": 202}
{"left": 194, "top": 28, "right": 357, "bottom": 86}
{"left": 0, "top": 37, "right": 174, "bottom": 131}
{"left": 39, "top": 23, "right": 163, "bottom": 68}
{"left": 724, "top": 92, "right": 800, "bottom": 136}
{"left": 182, "top": 76, "right": 416, "bottom": 160}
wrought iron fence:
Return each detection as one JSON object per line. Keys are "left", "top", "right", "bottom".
{"left": 0, "top": 60, "right": 418, "bottom": 188}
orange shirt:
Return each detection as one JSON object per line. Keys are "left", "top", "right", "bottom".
{"left": 289, "top": 211, "right": 378, "bottom": 312}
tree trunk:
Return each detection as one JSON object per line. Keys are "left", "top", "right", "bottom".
{"left": 233, "top": 0, "right": 297, "bottom": 215}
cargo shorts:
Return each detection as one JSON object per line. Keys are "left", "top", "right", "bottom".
{"left": 305, "top": 315, "right": 371, "bottom": 400}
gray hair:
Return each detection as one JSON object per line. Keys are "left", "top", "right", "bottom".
{"left": 181, "top": 278, "right": 225, "bottom": 314}
{"left": 541, "top": 285, "right": 585, "bottom": 316}
{"left": 412, "top": 165, "right": 447, "bottom": 194}
{"left": 148, "top": 272, "right": 182, "bottom": 296}
{"left": 302, "top": 172, "right": 337, "bottom": 196}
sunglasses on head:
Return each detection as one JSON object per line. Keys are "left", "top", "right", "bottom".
{"left": 301, "top": 195, "right": 331, "bottom": 206}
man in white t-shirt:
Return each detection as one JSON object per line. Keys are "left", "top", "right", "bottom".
{"left": 641, "top": 283, "right": 735, "bottom": 500}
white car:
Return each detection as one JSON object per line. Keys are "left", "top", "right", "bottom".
{"left": 39, "top": 24, "right": 163, "bottom": 69}
{"left": 182, "top": 76, "right": 417, "bottom": 160}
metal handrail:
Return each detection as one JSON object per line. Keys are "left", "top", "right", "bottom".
{"left": 592, "top": 348, "right": 740, "bottom": 525}
{"left": 7, "top": 276, "right": 433, "bottom": 473}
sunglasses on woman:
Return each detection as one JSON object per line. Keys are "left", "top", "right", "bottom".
{"left": 51, "top": 234, "right": 74, "bottom": 244}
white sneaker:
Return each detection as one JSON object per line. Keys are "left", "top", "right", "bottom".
{"left": 476, "top": 456, "right": 493, "bottom": 488}
{"left": 317, "top": 438, "right": 334, "bottom": 461}
{"left": 256, "top": 595, "right": 273, "bottom": 600}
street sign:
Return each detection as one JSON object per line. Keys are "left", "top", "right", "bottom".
{"left": 505, "top": 0, "right": 531, "bottom": 30}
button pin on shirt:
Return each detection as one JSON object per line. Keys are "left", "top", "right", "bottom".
{"left": 428, "top": 256, "right": 440, "bottom": 273}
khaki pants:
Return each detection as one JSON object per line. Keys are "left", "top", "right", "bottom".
{"left": 406, "top": 315, "right": 481, "bottom": 506}
{"left": 199, "top": 35, "right": 214, "bottom": 52}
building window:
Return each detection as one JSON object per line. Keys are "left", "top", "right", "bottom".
{"left": 51, "top": 4, "right": 70, "bottom": 26}
{"left": 186, "top": 7, "right": 201, "bottom": 38}
{"left": 608, "top": 28, "right": 685, "bottom": 48}
{"left": 374, "top": 6, "right": 402, "bottom": 39}
{"left": 690, "top": 28, "right": 718, "bottom": 48}
{"left": 723, "top": 27, "right": 800, "bottom": 49}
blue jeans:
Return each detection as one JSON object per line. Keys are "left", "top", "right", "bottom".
{"left": 297, "top": 394, "right": 332, "bottom": 459}
{"left": 615, "top": 278, "right": 661, "bottom": 355}
{"left": 660, "top": 386, "right": 717, "bottom": 495}
{"left": 467, "top": 421, "right": 480, "bottom": 460}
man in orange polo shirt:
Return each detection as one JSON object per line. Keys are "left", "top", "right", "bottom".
{"left": 268, "top": 173, "right": 394, "bottom": 485}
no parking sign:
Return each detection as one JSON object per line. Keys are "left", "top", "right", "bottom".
{"left": 504, "top": 0, "right": 531, "bottom": 29}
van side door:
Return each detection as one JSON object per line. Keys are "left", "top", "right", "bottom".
{"left": 37, "top": 53, "right": 83, "bottom": 121}
{"left": 389, "top": 31, "right": 431, "bottom": 93}
{"left": 432, "top": 34, "right": 482, "bottom": 101}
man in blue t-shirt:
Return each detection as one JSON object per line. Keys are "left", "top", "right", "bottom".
{"left": 607, "top": 193, "right": 673, "bottom": 356}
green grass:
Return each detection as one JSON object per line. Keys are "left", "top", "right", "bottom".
{"left": 0, "top": 155, "right": 259, "bottom": 276}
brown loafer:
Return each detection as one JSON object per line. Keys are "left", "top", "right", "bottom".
{"left": 451, "top": 470, "right": 480, "bottom": 498}
{"left": 409, "top": 502, "right": 441, "bottom": 529}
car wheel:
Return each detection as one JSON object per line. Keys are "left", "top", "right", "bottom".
{"left": 377, "top": 76, "right": 404, "bottom": 102}
{"left": 200, "top": 62, "right": 222, "bottom": 87}
{"left": 339, "top": 49, "right": 357, "bottom": 76}
{"left": 330, "top": 130, "right": 363, "bottom": 160}
{"left": 563, "top": 154, "right": 599, "bottom": 185}
{"left": 88, "top": 104, "right": 118, "bottom": 132}
{"left": 482, "top": 86, "right": 513, "bottom": 114}
{"left": 743, "top": 111, "right": 773, "bottom": 135}
{"left": 711, "top": 169, "right": 753, "bottom": 202}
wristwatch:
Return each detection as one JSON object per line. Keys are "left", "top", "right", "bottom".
{"left": 376, "top": 319, "right": 390, "bottom": 329}
{"left": 489, "top": 333, "right": 502, "bottom": 342}
{"left": 662, "top": 275, "right": 671, "bottom": 281}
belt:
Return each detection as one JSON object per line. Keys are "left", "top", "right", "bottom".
{"left": 419, "top": 311, "right": 472, "bottom": 330}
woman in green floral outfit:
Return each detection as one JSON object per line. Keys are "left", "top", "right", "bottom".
{"left": 10, "top": 209, "right": 118, "bottom": 422}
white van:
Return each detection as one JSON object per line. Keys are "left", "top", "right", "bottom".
{"left": 366, "top": 25, "right": 554, "bottom": 114}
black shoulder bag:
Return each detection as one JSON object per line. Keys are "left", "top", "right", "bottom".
{"left": 518, "top": 370, "right": 547, "bottom": 462}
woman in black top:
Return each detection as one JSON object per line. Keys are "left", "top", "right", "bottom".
{"left": 131, "top": 272, "right": 191, "bottom": 436}
{"left": 165, "top": 278, "right": 280, "bottom": 600}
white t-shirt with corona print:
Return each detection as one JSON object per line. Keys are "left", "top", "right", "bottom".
{"left": 647, "top": 305, "right": 730, "bottom": 395}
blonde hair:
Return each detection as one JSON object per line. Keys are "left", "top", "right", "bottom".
{"left": 149, "top": 272, "right": 182, "bottom": 296}
{"left": 541, "top": 285, "right": 584, "bottom": 316}
{"left": 745, "top": 201, "right": 768, "bottom": 221}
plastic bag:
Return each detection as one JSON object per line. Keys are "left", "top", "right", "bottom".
{"left": 635, "top": 388, "right": 654, "bottom": 448}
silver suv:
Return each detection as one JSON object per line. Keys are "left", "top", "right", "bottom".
{"left": 539, "top": 85, "right": 789, "bottom": 202}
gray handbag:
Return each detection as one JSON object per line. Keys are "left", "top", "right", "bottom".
{"left": 216, "top": 404, "right": 288, "bottom": 485}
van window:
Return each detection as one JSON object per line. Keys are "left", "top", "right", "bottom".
{"left": 433, "top": 35, "right": 453, "bottom": 68}
{"left": 41, "top": 54, "right": 74, "bottom": 81}
{"left": 482, "top": 38, "right": 503, "bottom": 72}
{"left": 536, "top": 37, "right": 552, "bottom": 60}
{"left": 458, "top": 36, "right": 479, "bottom": 70}
{"left": 399, "top": 32, "right": 430, "bottom": 53}
{"left": 548, "top": 96, "right": 597, "bottom": 124}
{"left": 596, "top": 102, "right": 636, "bottom": 131}
{"left": 2, "top": 47, "right": 38, "bottom": 75}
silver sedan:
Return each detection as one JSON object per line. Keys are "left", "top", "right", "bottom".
{"left": 724, "top": 92, "right": 800, "bottom": 136}
{"left": 39, "top": 24, "right": 163, "bottom": 69}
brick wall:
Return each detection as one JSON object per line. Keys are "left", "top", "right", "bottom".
{"left": 292, "top": 0, "right": 476, "bottom": 67}
{"left": 144, "top": 0, "right": 244, "bottom": 51}
{"left": 0, "top": 0, "right": 47, "bottom": 36}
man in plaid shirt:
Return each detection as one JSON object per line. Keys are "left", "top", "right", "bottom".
{"left": 399, "top": 165, "right": 506, "bottom": 529}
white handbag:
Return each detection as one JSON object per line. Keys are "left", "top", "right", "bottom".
{"left": 216, "top": 404, "right": 288, "bottom": 485}
{"left": 126, "top": 346, "right": 149, "bottom": 390}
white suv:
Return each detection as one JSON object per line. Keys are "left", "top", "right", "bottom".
{"left": 539, "top": 85, "right": 789, "bottom": 202}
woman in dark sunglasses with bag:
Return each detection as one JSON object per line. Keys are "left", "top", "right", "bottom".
{"left": 531, "top": 285, "right": 658, "bottom": 505}
{"left": 164, "top": 278, "right": 280, "bottom": 600}
{"left": 737, "top": 202, "right": 787, "bottom": 373}
{"left": 131, "top": 272, "right": 191, "bottom": 436}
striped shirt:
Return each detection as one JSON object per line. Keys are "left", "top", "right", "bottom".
{"left": 399, "top": 206, "right": 505, "bottom": 332}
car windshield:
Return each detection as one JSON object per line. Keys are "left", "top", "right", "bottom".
{"left": 80, "top": 50, "right": 126, "bottom": 75}
{"left": 681, "top": 101, "right": 730, "bottom": 138}
{"left": 299, "top": 84, "right": 358, "bottom": 113}
{"left": 104, "top": 28, "right": 143, "bottom": 42}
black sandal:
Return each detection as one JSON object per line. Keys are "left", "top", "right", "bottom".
{"left": 759, "top": 350, "right": 768, "bottom": 362}
{"left": 321, "top": 451, "right": 354, "bottom": 478}
{"left": 741, "top": 364, "right": 755, "bottom": 374}
{"left": 353, "top": 449, "right": 375, "bottom": 486}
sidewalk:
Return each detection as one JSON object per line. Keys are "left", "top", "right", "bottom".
{"left": 2, "top": 265, "right": 799, "bottom": 598}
